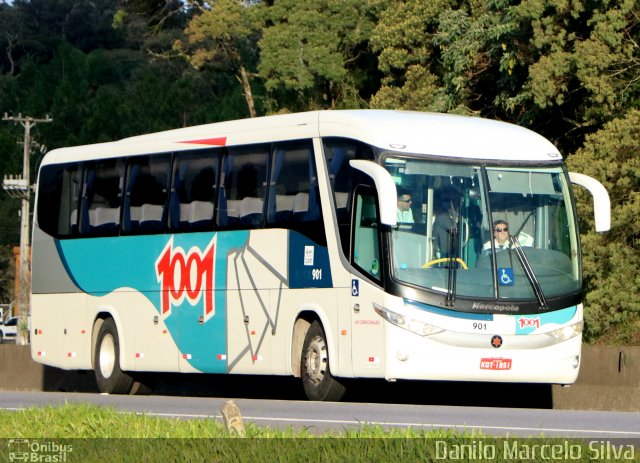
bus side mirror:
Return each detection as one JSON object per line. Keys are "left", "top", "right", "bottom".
{"left": 569, "top": 172, "right": 611, "bottom": 233}
{"left": 349, "top": 160, "right": 397, "bottom": 227}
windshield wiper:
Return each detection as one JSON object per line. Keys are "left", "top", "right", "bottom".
{"left": 445, "top": 202, "right": 460, "bottom": 307}
{"left": 445, "top": 225, "right": 458, "bottom": 306}
{"left": 509, "top": 236, "right": 548, "bottom": 311}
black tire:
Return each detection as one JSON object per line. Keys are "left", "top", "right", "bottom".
{"left": 0, "top": 331, "right": 4, "bottom": 343}
{"left": 301, "top": 321, "right": 346, "bottom": 401}
{"left": 94, "top": 318, "right": 135, "bottom": 394}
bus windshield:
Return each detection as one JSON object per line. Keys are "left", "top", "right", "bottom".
{"left": 385, "top": 156, "right": 580, "bottom": 305}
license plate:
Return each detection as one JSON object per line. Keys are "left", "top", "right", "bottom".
{"left": 480, "top": 358, "right": 512, "bottom": 370}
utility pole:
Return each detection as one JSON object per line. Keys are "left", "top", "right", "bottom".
{"left": 2, "top": 113, "right": 52, "bottom": 345}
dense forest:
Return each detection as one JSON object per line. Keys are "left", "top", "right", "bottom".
{"left": 0, "top": 0, "right": 638, "bottom": 343}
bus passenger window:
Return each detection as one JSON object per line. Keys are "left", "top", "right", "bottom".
{"left": 169, "top": 150, "right": 218, "bottom": 232}
{"left": 36, "top": 162, "right": 82, "bottom": 238}
{"left": 124, "top": 154, "right": 171, "bottom": 234}
{"left": 267, "top": 141, "right": 325, "bottom": 244}
{"left": 80, "top": 159, "right": 123, "bottom": 236}
{"left": 217, "top": 145, "right": 268, "bottom": 229}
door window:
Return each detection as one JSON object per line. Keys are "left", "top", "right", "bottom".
{"left": 352, "top": 188, "right": 382, "bottom": 282}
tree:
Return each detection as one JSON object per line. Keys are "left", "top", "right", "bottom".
{"left": 369, "top": 0, "right": 518, "bottom": 115}
{"left": 114, "top": 0, "right": 187, "bottom": 31}
{"left": 13, "top": 0, "right": 123, "bottom": 56}
{"left": 0, "top": 246, "right": 15, "bottom": 305}
{"left": 567, "top": 110, "right": 640, "bottom": 344}
{"left": 0, "top": 123, "right": 21, "bottom": 248}
{"left": 113, "top": 0, "right": 188, "bottom": 51}
{"left": 369, "top": 0, "right": 456, "bottom": 112}
{"left": 0, "top": 2, "right": 21, "bottom": 75}
{"left": 258, "top": 0, "right": 377, "bottom": 112}
{"left": 509, "top": 0, "right": 640, "bottom": 152}
{"left": 176, "top": 0, "right": 262, "bottom": 117}
{"left": 370, "top": 0, "right": 640, "bottom": 154}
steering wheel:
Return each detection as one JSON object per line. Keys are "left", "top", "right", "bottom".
{"left": 422, "top": 257, "right": 468, "bottom": 269}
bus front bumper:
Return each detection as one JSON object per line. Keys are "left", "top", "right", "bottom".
{"left": 383, "top": 324, "right": 582, "bottom": 385}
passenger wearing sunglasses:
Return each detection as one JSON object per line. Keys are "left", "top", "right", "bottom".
{"left": 483, "top": 220, "right": 511, "bottom": 251}
{"left": 396, "top": 188, "right": 414, "bottom": 223}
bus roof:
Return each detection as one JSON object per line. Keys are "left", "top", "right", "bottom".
{"left": 40, "top": 110, "right": 562, "bottom": 166}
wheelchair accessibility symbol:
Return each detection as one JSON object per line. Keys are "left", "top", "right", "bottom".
{"left": 352, "top": 279, "right": 360, "bottom": 296}
{"left": 498, "top": 268, "right": 514, "bottom": 286}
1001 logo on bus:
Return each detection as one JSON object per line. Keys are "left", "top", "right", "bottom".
{"left": 155, "top": 236, "right": 216, "bottom": 319}
{"left": 518, "top": 317, "right": 540, "bottom": 329}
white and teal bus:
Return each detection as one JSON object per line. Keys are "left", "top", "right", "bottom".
{"left": 31, "top": 110, "right": 610, "bottom": 400}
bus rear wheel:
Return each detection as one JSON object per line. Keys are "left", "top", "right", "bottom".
{"left": 301, "top": 321, "right": 346, "bottom": 401}
{"left": 94, "top": 318, "right": 135, "bottom": 394}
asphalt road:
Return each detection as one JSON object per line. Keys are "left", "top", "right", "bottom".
{"left": 0, "top": 389, "right": 638, "bottom": 438}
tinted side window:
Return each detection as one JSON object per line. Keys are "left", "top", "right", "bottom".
{"left": 80, "top": 159, "right": 124, "bottom": 236}
{"left": 37, "top": 163, "right": 82, "bottom": 238}
{"left": 267, "top": 141, "right": 325, "bottom": 245}
{"left": 170, "top": 150, "right": 218, "bottom": 232}
{"left": 217, "top": 145, "right": 268, "bottom": 229}
{"left": 353, "top": 188, "right": 382, "bottom": 283}
{"left": 322, "top": 138, "right": 375, "bottom": 257}
{"left": 123, "top": 155, "right": 171, "bottom": 234}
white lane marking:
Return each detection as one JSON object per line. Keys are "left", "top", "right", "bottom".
{"left": 146, "top": 412, "right": 640, "bottom": 436}
{"left": 3, "top": 407, "right": 639, "bottom": 437}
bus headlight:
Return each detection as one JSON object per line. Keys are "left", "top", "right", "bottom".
{"left": 550, "top": 320, "right": 584, "bottom": 341}
{"left": 373, "top": 303, "right": 443, "bottom": 337}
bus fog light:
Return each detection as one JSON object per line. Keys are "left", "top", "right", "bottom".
{"left": 572, "top": 355, "right": 580, "bottom": 369}
{"left": 397, "top": 350, "right": 408, "bottom": 362}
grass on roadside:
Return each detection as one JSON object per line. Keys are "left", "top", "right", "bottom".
{"left": 0, "top": 402, "right": 461, "bottom": 438}
{"left": 0, "top": 404, "right": 473, "bottom": 462}
{"left": 0, "top": 404, "right": 630, "bottom": 463}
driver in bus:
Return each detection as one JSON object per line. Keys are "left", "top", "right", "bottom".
{"left": 396, "top": 188, "right": 414, "bottom": 223}
{"left": 483, "top": 220, "right": 511, "bottom": 251}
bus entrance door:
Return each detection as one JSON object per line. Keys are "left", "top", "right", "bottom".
{"left": 350, "top": 277, "right": 386, "bottom": 377}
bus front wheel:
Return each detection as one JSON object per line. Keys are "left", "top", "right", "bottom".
{"left": 301, "top": 321, "right": 346, "bottom": 401}
{"left": 94, "top": 318, "right": 135, "bottom": 394}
